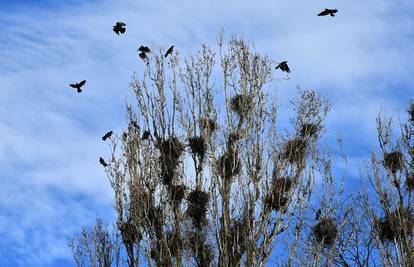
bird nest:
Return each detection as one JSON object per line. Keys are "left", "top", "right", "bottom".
{"left": 312, "top": 217, "right": 337, "bottom": 246}
{"left": 383, "top": 151, "right": 404, "bottom": 173}
{"left": 217, "top": 148, "right": 241, "bottom": 181}
{"left": 119, "top": 220, "right": 141, "bottom": 245}
{"left": 170, "top": 184, "right": 186, "bottom": 207}
{"left": 156, "top": 136, "right": 185, "bottom": 185}
{"left": 282, "top": 137, "right": 308, "bottom": 163}
{"left": 377, "top": 207, "right": 414, "bottom": 242}
{"left": 188, "top": 136, "right": 207, "bottom": 162}
{"left": 265, "top": 177, "right": 293, "bottom": 212}
{"left": 230, "top": 94, "right": 253, "bottom": 118}
{"left": 187, "top": 189, "right": 210, "bottom": 228}
{"left": 199, "top": 117, "right": 217, "bottom": 133}
{"left": 406, "top": 173, "right": 414, "bottom": 192}
{"left": 299, "top": 123, "right": 319, "bottom": 138}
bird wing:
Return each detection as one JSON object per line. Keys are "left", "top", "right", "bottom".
{"left": 138, "top": 45, "right": 145, "bottom": 52}
{"left": 318, "top": 10, "right": 328, "bottom": 16}
{"left": 330, "top": 9, "right": 338, "bottom": 13}
{"left": 69, "top": 84, "right": 77, "bottom": 88}
{"left": 118, "top": 22, "right": 126, "bottom": 26}
{"left": 120, "top": 28, "right": 126, "bottom": 33}
{"left": 79, "top": 80, "right": 86, "bottom": 87}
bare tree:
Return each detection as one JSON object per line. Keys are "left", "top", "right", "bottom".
{"left": 71, "top": 35, "right": 333, "bottom": 266}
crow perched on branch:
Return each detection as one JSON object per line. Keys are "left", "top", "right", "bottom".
{"left": 113, "top": 22, "right": 126, "bottom": 35}
{"left": 276, "top": 61, "right": 290, "bottom": 73}
{"left": 164, "top": 45, "right": 174, "bottom": 58}
{"left": 102, "top": 131, "right": 113, "bottom": 141}
{"left": 69, "top": 80, "right": 86, "bottom": 93}
{"left": 99, "top": 157, "right": 108, "bottom": 167}
{"left": 318, "top": 9, "right": 338, "bottom": 17}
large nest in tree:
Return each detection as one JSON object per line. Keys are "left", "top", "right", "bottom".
{"left": 227, "top": 217, "right": 249, "bottom": 262}
{"left": 377, "top": 207, "right": 414, "bottom": 242}
{"left": 312, "top": 217, "right": 337, "bottom": 246}
{"left": 282, "top": 137, "right": 308, "bottom": 164}
{"left": 188, "top": 136, "right": 207, "bottom": 162}
{"left": 157, "top": 136, "right": 185, "bottom": 185}
{"left": 187, "top": 231, "right": 213, "bottom": 266}
{"left": 265, "top": 178, "right": 293, "bottom": 212}
{"left": 218, "top": 148, "right": 241, "bottom": 181}
{"left": 406, "top": 173, "right": 414, "bottom": 192}
{"left": 170, "top": 184, "right": 186, "bottom": 207}
{"left": 187, "top": 189, "right": 210, "bottom": 228}
{"left": 383, "top": 151, "right": 404, "bottom": 173}
{"left": 200, "top": 117, "right": 217, "bottom": 133}
{"left": 230, "top": 94, "right": 253, "bottom": 118}
{"left": 119, "top": 220, "right": 141, "bottom": 245}
{"left": 300, "top": 123, "right": 319, "bottom": 138}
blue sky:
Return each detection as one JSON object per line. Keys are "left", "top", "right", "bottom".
{"left": 0, "top": 0, "right": 413, "bottom": 266}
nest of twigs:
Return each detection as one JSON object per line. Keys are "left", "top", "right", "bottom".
{"left": 157, "top": 136, "right": 185, "bottom": 185}
{"left": 218, "top": 148, "right": 241, "bottom": 181}
{"left": 312, "top": 217, "right": 337, "bottom": 246}
{"left": 406, "top": 173, "right": 414, "bottom": 192}
{"left": 188, "top": 136, "right": 207, "bottom": 162}
{"left": 265, "top": 177, "right": 293, "bottom": 212}
{"left": 282, "top": 137, "right": 308, "bottom": 163}
{"left": 227, "top": 217, "right": 249, "bottom": 261}
{"left": 170, "top": 184, "right": 186, "bottom": 207}
{"left": 119, "top": 220, "right": 141, "bottom": 245}
{"left": 187, "top": 189, "right": 210, "bottom": 228}
{"left": 230, "top": 94, "right": 253, "bottom": 118}
{"left": 188, "top": 231, "right": 213, "bottom": 266}
{"left": 200, "top": 117, "right": 217, "bottom": 133}
{"left": 300, "top": 123, "right": 319, "bottom": 138}
{"left": 377, "top": 207, "right": 414, "bottom": 242}
{"left": 383, "top": 151, "right": 404, "bottom": 173}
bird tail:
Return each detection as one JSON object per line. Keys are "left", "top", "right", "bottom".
{"left": 77, "top": 88, "right": 82, "bottom": 93}
{"left": 330, "top": 13, "right": 335, "bottom": 17}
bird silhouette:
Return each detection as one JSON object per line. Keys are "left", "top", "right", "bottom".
{"left": 102, "top": 131, "right": 113, "bottom": 141}
{"left": 113, "top": 22, "right": 126, "bottom": 35}
{"left": 139, "top": 51, "right": 147, "bottom": 60}
{"left": 315, "top": 209, "right": 322, "bottom": 220}
{"left": 69, "top": 80, "right": 86, "bottom": 93}
{"left": 276, "top": 61, "right": 290, "bottom": 73}
{"left": 318, "top": 9, "right": 338, "bottom": 17}
{"left": 164, "top": 45, "right": 174, "bottom": 58}
{"left": 138, "top": 45, "right": 151, "bottom": 53}
{"left": 99, "top": 157, "right": 108, "bottom": 167}
{"left": 141, "top": 130, "right": 150, "bottom": 140}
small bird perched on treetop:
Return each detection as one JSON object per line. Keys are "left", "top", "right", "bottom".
{"left": 102, "top": 131, "right": 113, "bottom": 141}
{"left": 164, "top": 45, "right": 174, "bottom": 58}
{"left": 318, "top": 9, "right": 338, "bottom": 17}
{"left": 276, "top": 61, "right": 290, "bottom": 73}
{"left": 69, "top": 80, "right": 86, "bottom": 93}
{"left": 113, "top": 22, "right": 126, "bottom": 35}
{"left": 99, "top": 157, "right": 108, "bottom": 167}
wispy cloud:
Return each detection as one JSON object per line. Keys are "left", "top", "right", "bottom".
{"left": 0, "top": 0, "right": 413, "bottom": 265}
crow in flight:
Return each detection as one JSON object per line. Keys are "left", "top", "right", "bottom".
{"left": 164, "top": 45, "right": 174, "bottom": 58}
{"left": 138, "top": 45, "right": 151, "bottom": 53}
{"left": 318, "top": 9, "right": 338, "bottom": 17}
{"left": 276, "top": 61, "right": 290, "bottom": 73}
{"left": 113, "top": 22, "right": 126, "bottom": 35}
{"left": 99, "top": 157, "right": 108, "bottom": 167}
{"left": 141, "top": 130, "right": 151, "bottom": 140}
{"left": 102, "top": 131, "right": 113, "bottom": 141}
{"left": 69, "top": 80, "right": 86, "bottom": 93}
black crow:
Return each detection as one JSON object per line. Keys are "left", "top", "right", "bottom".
{"left": 276, "top": 61, "right": 290, "bottom": 73}
{"left": 164, "top": 45, "right": 174, "bottom": 58}
{"left": 315, "top": 209, "right": 322, "bottom": 220}
{"left": 69, "top": 80, "right": 86, "bottom": 93}
{"left": 113, "top": 22, "right": 126, "bottom": 35}
{"left": 141, "top": 130, "right": 150, "bottom": 140}
{"left": 318, "top": 9, "right": 338, "bottom": 17}
{"left": 138, "top": 45, "right": 151, "bottom": 53}
{"left": 99, "top": 157, "right": 108, "bottom": 167}
{"left": 139, "top": 51, "right": 147, "bottom": 60}
{"left": 102, "top": 131, "right": 113, "bottom": 141}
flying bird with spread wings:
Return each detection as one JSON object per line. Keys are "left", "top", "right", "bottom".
{"left": 69, "top": 80, "right": 86, "bottom": 93}
{"left": 113, "top": 22, "right": 126, "bottom": 35}
{"left": 276, "top": 61, "right": 290, "bottom": 73}
{"left": 164, "top": 45, "right": 174, "bottom": 58}
{"left": 102, "top": 131, "right": 113, "bottom": 141}
{"left": 318, "top": 9, "right": 338, "bottom": 17}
